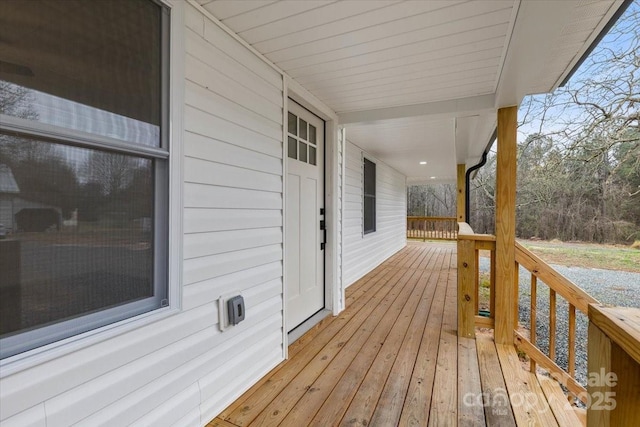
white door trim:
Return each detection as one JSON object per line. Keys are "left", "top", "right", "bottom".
{"left": 283, "top": 77, "right": 343, "bottom": 356}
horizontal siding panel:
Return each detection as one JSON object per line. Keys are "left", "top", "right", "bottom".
{"left": 1, "top": 405, "right": 46, "bottom": 427}
{"left": 1, "top": 303, "right": 215, "bottom": 420}
{"left": 199, "top": 331, "right": 282, "bottom": 422}
{"left": 70, "top": 312, "right": 282, "bottom": 427}
{"left": 186, "top": 29, "right": 283, "bottom": 104}
{"left": 170, "top": 407, "right": 201, "bottom": 427}
{"left": 184, "top": 227, "right": 282, "bottom": 259}
{"left": 342, "top": 141, "right": 406, "bottom": 287}
{"left": 183, "top": 262, "right": 281, "bottom": 310}
{"left": 184, "top": 183, "right": 282, "bottom": 210}
{"left": 184, "top": 208, "right": 282, "bottom": 234}
{"left": 185, "top": 3, "right": 205, "bottom": 36}
{"left": 3, "top": 5, "right": 286, "bottom": 427}
{"left": 202, "top": 18, "right": 282, "bottom": 89}
{"left": 185, "top": 81, "right": 281, "bottom": 141}
{"left": 186, "top": 54, "right": 282, "bottom": 123}
{"left": 185, "top": 131, "right": 281, "bottom": 173}
{"left": 130, "top": 383, "right": 201, "bottom": 427}
{"left": 184, "top": 244, "right": 282, "bottom": 285}
{"left": 184, "top": 157, "right": 282, "bottom": 193}
{"left": 185, "top": 107, "right": 281, "bottom": 158}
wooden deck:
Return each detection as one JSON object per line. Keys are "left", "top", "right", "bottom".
{"left": 209, "top": 242, "right": 581, "bottom": 427}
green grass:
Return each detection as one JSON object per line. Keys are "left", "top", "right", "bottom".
{"left": 519, "top": 240, "right": 640, "bottom": 273}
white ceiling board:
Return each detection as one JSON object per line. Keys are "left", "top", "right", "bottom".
{"left": 316, "top": 62, "right": 500, "bottom": 99}
{"left": 237, "top": 1, "right": 398, "bottom": 45}
{"left": 200, "top": 0, "right": 628, "bottom": 182}
{"left": 300, "top": 48, "right": 503, "bottom": 92}
{"left": 220, "top": 1, "right": 333, "bottom": 33}
{"left": 252, "top": 1, "right": 460, "bottom": 54}
{"left": 332, "top": 82, "right": 496, "bottom": 113}
{"left": 203, "top": 1, "right": 277, "bottom": 20}
{"left": 283, "top": 22, "right": 510, "bottom": 77}
{"left": 264, "top": 1, "right": 507, "bottom": 65}
{"left": 338, "top": 94, "right": 495, "bottom": 125}
{"left": 346, "top": 116, "right": 457, "bottom": 183}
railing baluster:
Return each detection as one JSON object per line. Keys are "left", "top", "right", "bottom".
{"left": 490, "top": 249, "right": 495, "bottom": 319}
{"left": 530, "top": 274, "right": 537, "bottom": 373}
{"left": 549, "top": 289, "right": 556, "bottom": 361}
{"left": 568, "top": 304, "right": 575, "bottom": 377}
{"left": 475, "top": 248, "right": 479, "bottom": 314}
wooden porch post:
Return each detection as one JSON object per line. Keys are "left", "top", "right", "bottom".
{"left": 456, "top": 164, "right": 466, "bottom": 223}
{"left": 494, "top": 106, "right": 518, "bottom": 345}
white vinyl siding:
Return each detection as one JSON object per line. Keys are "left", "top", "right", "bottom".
{"left": 342, "top": 140, "right": 406, "bottom": 287}
{"left": 0, "top": 3, "right": 284, "bottom": 426}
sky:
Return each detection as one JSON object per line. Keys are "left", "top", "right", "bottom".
{"left": 516, "top": 0, "right": 640, "bottom": 146}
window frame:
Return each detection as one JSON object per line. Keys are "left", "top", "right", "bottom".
{"left": 0, "top": 0, "right": 172, "bottom": 360}
{"left": 363, "top": 157, "right": 376, "bottom": 235}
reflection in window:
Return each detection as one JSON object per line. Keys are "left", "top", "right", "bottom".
{"left": 364, "top": 158, "right": 376, "bottom": 234}
{"left": 0, "top": 0, "right": 168, "bottom": 359}
{"left": 0, "top": 135, "right": 153, "bottom": 335}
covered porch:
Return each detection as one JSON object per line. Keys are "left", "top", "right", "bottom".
{"left": 208, "top": 242, "right": 579, "bottom": 427}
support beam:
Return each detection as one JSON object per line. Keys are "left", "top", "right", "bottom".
{"left": 494, "top": 106, "right": 518, "bottom": 345}
{"left": 338, "top": 94, "right": 495, "bottom": 124}
{"left": 456, "top": 164, "right": 466, "bottom": 223}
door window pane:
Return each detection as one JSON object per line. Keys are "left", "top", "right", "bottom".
{"left": 309, "top": 124, "right": 316, "bottom": 145}
{"left": 299, "top": 118, "right": 308, "bottom": 140}
{"left": 288, "top": 136, "right": 297, "bottom": 159}
{"left": 309, "top": 146, "right": 316, "bottom": 165}
{"left": 299, "top": 141, "right": 307, "bottom": 163}
{"left": 288, "top": 112, "right": 297, "bottom": 135}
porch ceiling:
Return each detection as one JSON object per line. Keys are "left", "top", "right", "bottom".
{"left": 197, "top": 0, "right": 627, "bottom": 183}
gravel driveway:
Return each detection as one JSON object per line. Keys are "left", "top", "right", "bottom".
{"left": 479, "top": 259, "right": 640, "bottom": 386}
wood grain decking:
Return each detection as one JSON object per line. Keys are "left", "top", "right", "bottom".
{"left": 208, "top": 242, "right": 579, "bottom": 427}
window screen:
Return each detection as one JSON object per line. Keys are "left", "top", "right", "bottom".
{"left": 363, "top": 158, "right": 376, "bottom": 234}
{"left": 0, "top": 0, "right": 169, "bottom": 359}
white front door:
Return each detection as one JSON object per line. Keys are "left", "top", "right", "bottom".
{"left": 285, "top": 100, "right": 325, "bottom": 332}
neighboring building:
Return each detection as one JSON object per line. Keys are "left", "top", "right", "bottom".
{"left": 0, "top": 1, "right": 630, "bottom": 426}
{"left": 0, "top": 164, "right": 20, "bottom": 231}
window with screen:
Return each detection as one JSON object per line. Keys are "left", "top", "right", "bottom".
{"left": 363, "top": 158, "right": 376, "bottom": 234}
{"left": 0, "top": 0, "right": 170, "bottom": 359}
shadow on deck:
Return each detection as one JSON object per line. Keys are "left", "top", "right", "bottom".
{"left": 209, "top": 242, "right": 581, "bottom": 426}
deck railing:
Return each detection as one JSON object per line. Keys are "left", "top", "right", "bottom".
{"left": 406, "top": 216, "right": 457, "bottom": 241}
{"left": 456, "top": 223, "right": 640, "bottom": 424}
{"left": 456, "top": 222, "right": 496, "bottom": 334}
{"left": 513, "top": 241, "right": 599, "bottom": 404}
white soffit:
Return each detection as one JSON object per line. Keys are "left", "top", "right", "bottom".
{"left": 346, "top": 116, "right": 457, "bottom": 184}
{"left": 199, "top": 0, "right": 627, "bottom": 180}
{"left": 201, "top": 0, "right": 515, "bottom": 113}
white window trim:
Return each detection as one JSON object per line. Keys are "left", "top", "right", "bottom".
{"left": 0, "top": 0, "right": 184, "bottom": 375}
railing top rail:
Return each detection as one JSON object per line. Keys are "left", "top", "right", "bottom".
{"left": 456, "top": 222, "right": 496, "bottom": 242}
{"left": 515, "top": 241, "right": 599, "bottom": 314}
{"left": 589, "top": 304, "right": 640, "bottom": 365}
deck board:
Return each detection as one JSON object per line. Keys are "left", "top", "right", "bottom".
{"left": 209, "top": 242, "right": 568, "bottom": 427}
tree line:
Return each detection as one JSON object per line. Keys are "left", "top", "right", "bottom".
{"left": 410, "top": 4, "right": 639, "bottom": 244}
